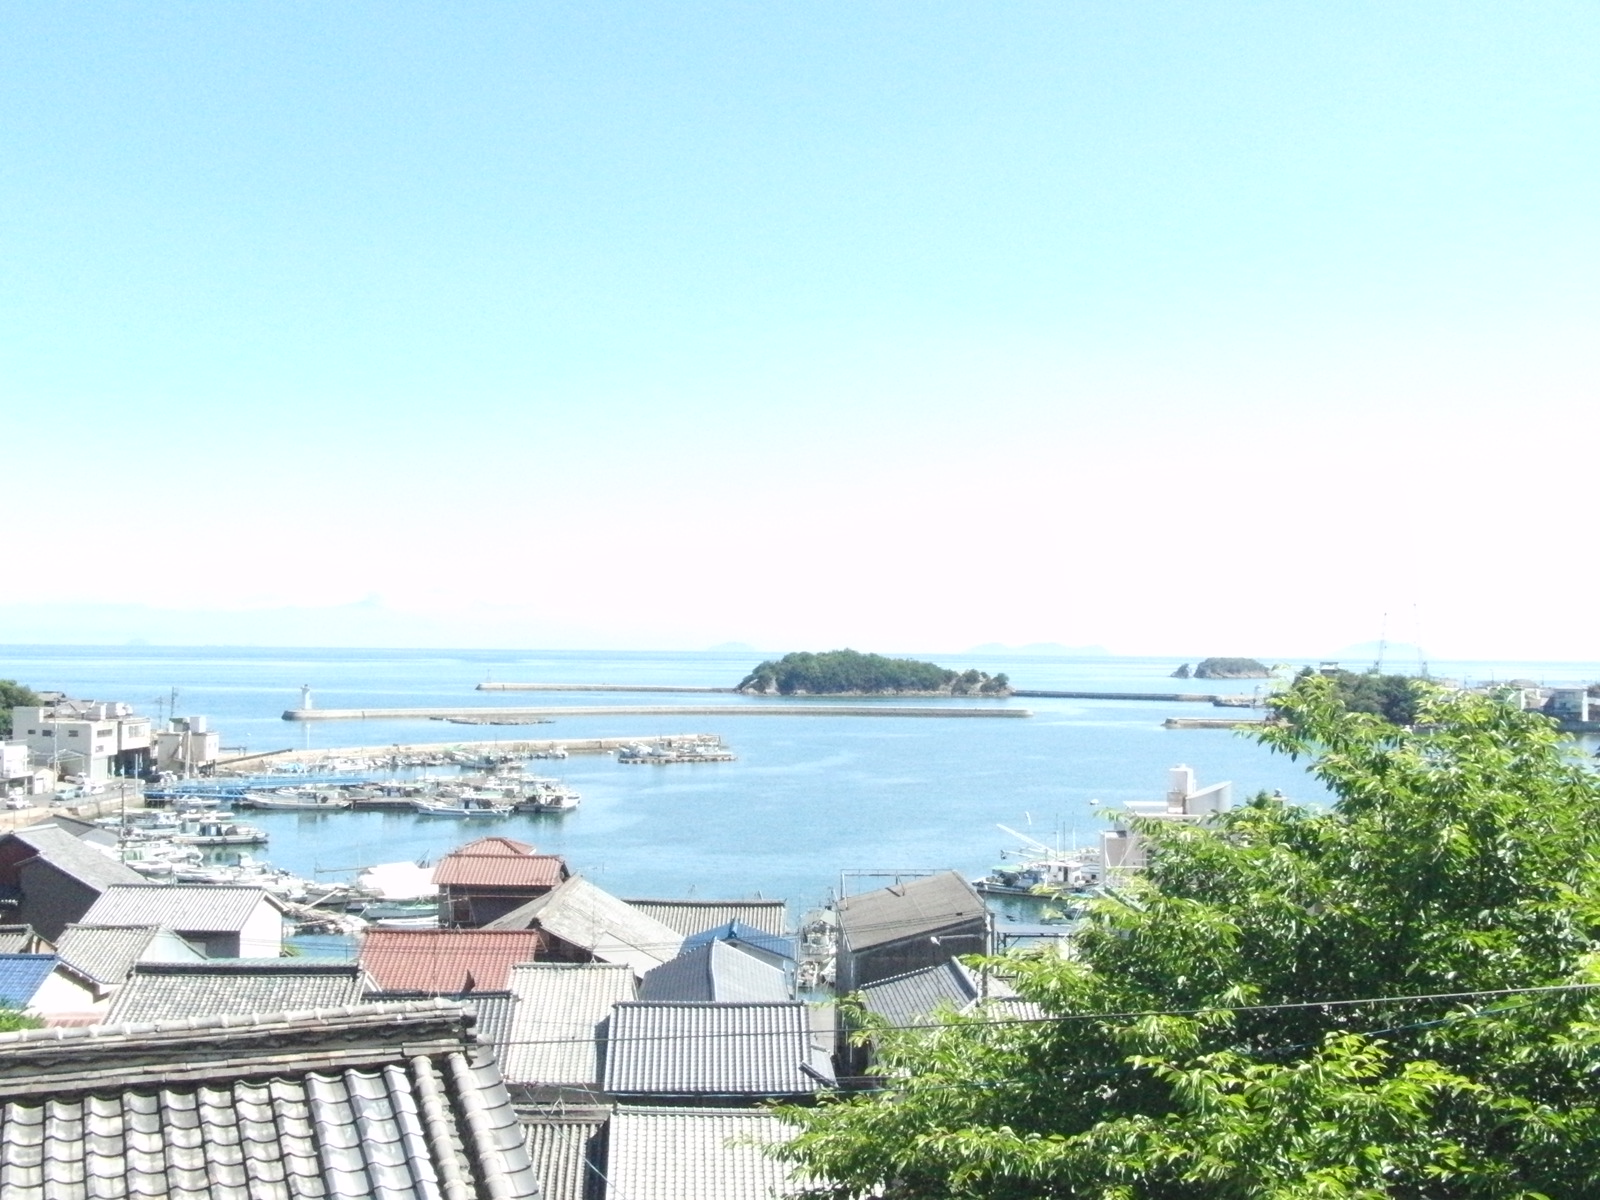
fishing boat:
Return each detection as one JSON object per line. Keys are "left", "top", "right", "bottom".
{"left": 171, "top": 818, "right": 269, "bottom": 847}
{"left": 512, "top": 777, "right": 581, "bottom": 813}
{"left": 971, "top": 823, "right": 1102, "bottom": 898}
{"left": 240, "top": 790, "right": 353, "bottom": 812}
{"left": 411, "top": 796, "right": 512, "bottom": 818}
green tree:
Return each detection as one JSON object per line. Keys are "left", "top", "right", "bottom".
{"left": 0, "top": 680, "right": 41, "bottom": 738}
{"left": 777, "top": 677, "right": 1600, "bottom": 1197}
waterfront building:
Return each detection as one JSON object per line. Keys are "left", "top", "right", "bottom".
{"left": 8, "top": 698, "right": 152, "bottom": 784}
{"left": 360, "top": 927, "right": 544, "bottom": 994}
{"left": 486, "top": 875, "right": 684, "bottom": 977}
{"left": 834, "top": 870, "right": 987, "bottom": 995}
{"left": 624, "top": 896, "right": 789, "bottom": 938}
{"left": 152, "top": 714, "right": 221, "bottom": 775}
{"left": 433, "top": 835, "right": 570, "bottom": 927}
{"left": 81, "top": 884, "right": 287, "bottom": 957}
{"left": 1101, "top": 763, "right": 1233, "bottom": 876}
{"left": 107, "top": 959, "right": 369, "bottom": 1023}
{"left": 638, "top": 939, "right": 791, "bottom": 1004}
{"left": 500, "top": 961, "right": 638, "bottom": 1102}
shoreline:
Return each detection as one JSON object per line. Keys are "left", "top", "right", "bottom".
{"left": 282, "top": 703, "right": 1034, "bottom": 721}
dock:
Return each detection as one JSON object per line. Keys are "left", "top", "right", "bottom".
{"left": 282, "top": 704, "right": 1032, "bottom": 721}
{"left": 1163, "top": 717, "right": 1271, "bottom": 730}
{"left": 477, "top": 682, "right": 735, "bottom": 693}
{"left": 1012, "top": 689, "right": 1228, "bottom": 702}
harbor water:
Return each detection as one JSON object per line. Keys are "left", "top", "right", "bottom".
{"left": 6, "top": 646, "right": 1597, "bottom": 918}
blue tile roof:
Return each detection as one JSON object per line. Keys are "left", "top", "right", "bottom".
{"left": 681, "top": 920, "right": 797, "bottom": 963}
{"left": 0, "top": 954, "right": 58, "bottom": 1007}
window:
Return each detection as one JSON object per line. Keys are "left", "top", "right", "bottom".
{"left": 68, "top": 730, "right": 80, "bottom": 737}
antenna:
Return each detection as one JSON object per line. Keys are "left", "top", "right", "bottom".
{"left": 1372, "top": 613, "right": 1388, "bottom": 674}
{"left": 1413, "top": 603, "right": 1428, "bottom": 679}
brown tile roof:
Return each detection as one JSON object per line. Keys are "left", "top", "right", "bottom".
{"left": 361, "top": 928, "right": 544, "bottom": 993}
{"left": 434, "top": 848, "right": 569, "bottom": 889}
{"left": 455, "top": 836, "right": 537, "bottom": 856}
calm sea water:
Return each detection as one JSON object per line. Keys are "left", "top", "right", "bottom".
{"left": 5, "top": 646, "right": 1596, "bottom": 918}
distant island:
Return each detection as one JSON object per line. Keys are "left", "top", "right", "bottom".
{"left": 1173, "top": 657, "right": 1272, "bottom": 680}
{"left": 738, "top": 650, "right": 1011, "bottom": 696}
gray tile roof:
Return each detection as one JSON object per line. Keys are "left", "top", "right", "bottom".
{"left": 858, "top": 958, "right": 983, "bottom": 1025}
{"left": 108, "top": 959, "right": 370, "bottom": 1023}
{"left": 523, "top": 1109, "right": 607, "bottom": 1200}
{"left": 640, "top": 940, "right": 791, "bottom": 1004}
{"left": 81, "top": 883, "right": 285, "bottom": 932}
{"left": 502, "top": 962, "right": 637, "bottom": 1091}
{"left": 607, "top": 1105, "right": 806, "bottom": 1200}
{"left": 6, "top": 827, "right": 145, "bottom": 892}
{"left": 51, "top": 924, "right": 201, "bottom": 987}
{"left": 605, "top": 1002, "right": 835, "bottom": 1098}
{"left": 0, "top": 925, "right": 39, "bottom": 955}
{"left": 626, "top": 898, "right": 789, "bottom": 937}
{"left": 837, "top": 870, "right": 986, "bottom": 951}
{"left": 0, "top": 999, "right": 540, "bottom": 1200}
{"left": 487, "top": 875, "right": 683, "bottom": 977}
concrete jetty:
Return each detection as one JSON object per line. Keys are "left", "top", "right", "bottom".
{"left": 1011, "top": 689, "right": 1229, "bottom": 702}
{"left": 1163, "top": 717, "right": 1271, "bottom": 730}
{"left": 477, "top": 682, "right": 735, "bottom": 693}
{"left": 282, "top": 703, "right": 1032, "bottom": 722}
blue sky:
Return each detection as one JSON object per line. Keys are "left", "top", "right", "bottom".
{"left": 3, "top": 3, "right": 1596, "bottom": 656}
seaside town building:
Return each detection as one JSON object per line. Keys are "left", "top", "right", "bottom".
{"left": 8, "top": 697, "right": 152, "bottom": 785}
{"left": 1100, "top": 763, "right": 1233, "bottom": 877}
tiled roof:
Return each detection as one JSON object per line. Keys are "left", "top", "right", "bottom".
{"left": 837, "top": 871, "right": 986, "bottom": 951}
{"left": 0, "top": 954, "right": 57, "bottom": 1007}
{"left": 81, "top": 884, "right": 285, "bottom": 932}
{"left": 858, "top": 958, "right": 983, "bottom": 1025}
{"left": 607, "top": 1105, "right": 806, "bottom": 1200}
{"left": 502, "top": 962, "right": 636, "bottom": 1090}
{"left": 605, "top": 1002, "right": 836, "bottom": 1097}
{"left": 361, "top": 927, "right": 544, "bottom": 993}
{"left": 487, "top": 875, "right": 683, "bottom": 976}
{"left": 434, "top": 851, "right": 569, "bottom": 889}
{"left": 51, "top": 924, "right": 201, "bottom": 987}
{"left": 523, "top": 1110, "right": 607, "bottom": 1200}
{"left": 456, "top": 835, "right": 537, "bottom": 856}
{"left": 0, "top": 926, "right": 40, "bottom": 955}
{"left": 6, "top": 827, "right": 144, "bottom": 892}
{"left": 108, "top": 960, "right": 369, "bottom": 1023}
{"left": 0, "top": 999, "right": 540, "bottom": 1200}
{"left": 681, "top": 920, "right": 798, "bottom": 963}
{"left": 640, "top": 941, "right": 791, "bottom": 1004}
{"left": 626, "top": 898, "right": 789, "bottom": 937}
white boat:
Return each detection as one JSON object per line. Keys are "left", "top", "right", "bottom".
{"left": 241, "top": 790, "right": 352, "bottom": 812}
{"left": 172, "top": 819, "right": 269, "bottom": 846}
{"left": 971, "top": 824, "right": 1102, "bottom": 897}
{"left": 411, "top": 797, "right": 512, "bottom": 818}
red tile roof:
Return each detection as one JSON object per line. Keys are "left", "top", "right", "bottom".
{"left": 360, "top": 929, "right": 545, "bottom": 993}
{"left": 454, "top": 837, "right": 537, "bottom": 857}
{"left": 433, "top": 853, "right": 569, "bottom": 889}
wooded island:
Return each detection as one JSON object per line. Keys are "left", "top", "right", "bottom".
{"left": 737, "top": 650, "right": 1010, "bottom": 696}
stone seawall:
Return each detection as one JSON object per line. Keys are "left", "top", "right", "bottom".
{"left": 282, "top": 704, "right": 1032, "bottom": 721}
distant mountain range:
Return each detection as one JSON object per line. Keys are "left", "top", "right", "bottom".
{"left": 965, "top": 642, "right": 1111, "bottom": 657}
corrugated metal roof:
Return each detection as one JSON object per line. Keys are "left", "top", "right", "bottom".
{"left": 0, "top": 999, "right": 539, "bottom": 1200}
{"left": 858, "top": 959, "right": 982, "bottom": 1025}
{"left": 681, "top": 920, "right": 797, "bottom": 963}
{"left": 0, "top": 954, "right": 58, "bottom": 1007}
{"left": 501, "top": 962, "right": 637, "bottom": 1090}
{"left": 81, "top": 884, "right": 285, "bottom": 933}
{"left": 488, "top": 876, "right": 684, "bottom": 977}
{"left": 607, "top": 1106, "right": 806, "bottom": 1200}
{"left": 640, "top": 941, "right": 790, "bottom": 1004}
{"left": 108, "top": 960, "right": 369, "bottom": 1023}
{"left": 626, "top": 899, "right": 789, "bottom": 937}
{"left": 524, "top": 1111, "right": 606, "bottom": 1200}
{"left": 605, "top": 1002, "right": 835, "bottom": 1097}
{"left": 361, "top": 928, "right": 544, "bottom": 993}
{"left": 434, "top": 852, "right": 569, "bottom": 889}
{"left": 6, "top": 827, "right": 144, "bottom": 892}
{"left": 837, "top": 871, "right": 986, "bottom": 951}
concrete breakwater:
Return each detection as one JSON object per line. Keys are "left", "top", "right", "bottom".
{"left": 1012, "top": 689, "right": 1229, "bottom": 703}
{"left": 477, "top": 682, "right": 735, "bottom": 693}
{"left": 282, "top": 704, "right": 1032, "bottom": 722}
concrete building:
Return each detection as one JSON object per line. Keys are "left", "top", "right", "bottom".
{"left": 8, "top": 699, "right": 152, "bottom": 784}
{"left": 834, "top": 871, "right": 988, "bottom": 996}
{"left": 1101, "top": 764, "right": 1233, "bottom": 876}
{"left": 152, "top": 715, "right": 221, "bottom": 775}
{"left": 1, "top": 743, "right": 33, "bottom": 796}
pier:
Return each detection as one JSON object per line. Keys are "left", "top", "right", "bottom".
{"left": 282, "top": 703, "right": 1032, "bottom": 721}
{"left": 477, "top": 682, "right": 735, "bottom": 693}
{"left": 1012, "top": 689, "right": 1229, "bottom": 702}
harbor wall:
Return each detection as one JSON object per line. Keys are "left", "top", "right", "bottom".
{"left": 476, "top": 683, "right": 735, "bottom": 693}
{"left": 281, "top": 704, "right": 1033, "bottom": 721}
{"left": 249, "top": 734, "right": 727, "bottom": 768}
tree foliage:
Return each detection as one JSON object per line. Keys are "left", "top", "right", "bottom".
{"left": 0, "top": 679, "right": 41, "bottom": 738}
{"left": 739, "top": 650, "right": 1009, "bottom": 696}
{"left": 1192, "top": 657, "right": 1271, "bottom": 679}
{"left": 1286, "top": 666, "right": 1422, "bottom": 726}
{"left": 777, "top": 678, "right": 1600, "bottom": 1197}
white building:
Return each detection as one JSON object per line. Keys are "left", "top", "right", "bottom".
{"left": 8, "top": 700, "right": 152, "bottom": 784}
{"left": 1, "top": 743, "right": 31, "bottom": 795}
{"left": 154, "top": 716, "right": 221, "bottom": 775}
{"left": 1101, "top": 765, "right": 1233, "bottom": 877}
